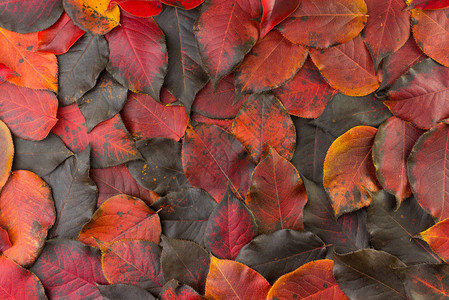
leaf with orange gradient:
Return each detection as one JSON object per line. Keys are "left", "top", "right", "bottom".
{"left": 323, "top": 126, "right": 381, "bottom": 217}
{"left": 0, "top": 170, "right": 55, "bottom": 267}
{"left": 205, "top": 257, "right": 271, "bottom": 300}
{"left": 0, "top": 120, "right": 13, "bottom": 192}
{"left": 421, "top": 218, "right": 449, "bottom": 262}
{"left": 78, "top": 194, "right": 161, "bottom": 247}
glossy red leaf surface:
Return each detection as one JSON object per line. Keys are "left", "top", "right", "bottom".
{"left": 194, "top": 0, "right": 261, "bottom": 87}
{"left": 260, "top": 0, "right": 300, "bottom": 38}
{"left": 182, "top": 123, "right": 255, "bottom": 202}
{"left": 78, "top": 194, "right": 161, "bottom": 247}
{"left": 420, "top": 218, "right": 449, "bottom": 262}
{"left": 246, "top": 148, "right": 307, "bottom": 233}
{"left": 235, "top": 30, "right": 308, "bottom": 95}
{"left": 109, "top": 0, "right": 162, "bottom": 17}
{"left": 408, "top": 0, "right": 449, "bottom": 9}
{"left": 121, "top": 92, "right": 188, "bottom": 141}
{"left": 106, "top": 10, "right": 167, "bottom": 101}
{"left": 205, "top": 256, "right": 271, "bottom": 300}
{"left": 0, "top": 170, "right": 55, "bottom": 267}
{"left": 204, "top": 186, "right": 257, "bottom": 260}
{"left": 0, "top": 255, "right": 46, "bottom": 300}
{"left": 30, "top": 239, "right": 108, "bottom": 299}
{"left": 310, "top": 36, "right": 380, "bottom": 96}
{"left": 161, "top": 0, "right": 204, "bottom": 9}
{"left": 231, "top": 93, "right": 296, "bottom": 162}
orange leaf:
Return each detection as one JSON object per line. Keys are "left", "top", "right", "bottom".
{"left": 421, "top": 218, "right": 449, "bottom": 262}
{"left": 0, "top": 120, "right": 13, "bottom": 192}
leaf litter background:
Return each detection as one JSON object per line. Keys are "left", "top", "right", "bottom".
{"left": 1, "top": 0, "right": 449, "bottom": 299}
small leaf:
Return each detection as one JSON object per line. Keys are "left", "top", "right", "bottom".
{"left": 421, "top": 218, "right": 449, "bottom": 262}
{"left": 260, "top": 0, "right": 300, "bottom": 38}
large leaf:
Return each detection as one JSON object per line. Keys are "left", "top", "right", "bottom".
{"left": 205, "top": 257, "right": 271, "bottom": 299}
{"left": 194, "top": 0, "right": 261, "bottom": 87}
{"left": 182, "top": 123, "right": 255, "bottom": 202}
{"left": 397, "top": 264, "right": 449, "bottom": 299}
{"left": 323, "top": 126, "right": 381, "bottom": 217}
{"left": 267, "top": 260, "right": 348, "bottom": 300}
{"left": 0, "top": 120, "right": 13, "bottom": 191}
{"left": 278, "top": 0, "right": 367, "bottom": 48}
{"left": 235, "top": 30, "right": 308, "bottom": 95}
{"left": 154, "top": 6, "right": 209, "bottom": 114}
{"left": 204, "top": 186, "right": 257, "bottom": 260}
{"left": 30, "top": 239, "right": 108, "bottom": 299}
{"left": 231, "top": 93, "right": 296, "bottom": 162}
{"left": 235, "top": 230, "right": 326, "bottom": 284}
{"left": 408, "top": 121, "right": 449, "bottom": 220}
{"left": 78, "top": 194, "right": 161, "bottom": 247}
{"left": 106, "top": 10, "right": 167, "bottom": 101}
{"left": 421, "top": 218, "right": 449, "bottom": 262}
{"left": 260, "top": 0, "right": 300, "bottom": 38}
{"left": 0, "top": 170, "right": 55, "bottom": 267}
{"left": 109, "top": 0, "right": 162, "bottom": 17}
{"left": 246, "top": 148, "right": 307, "bottom": 233}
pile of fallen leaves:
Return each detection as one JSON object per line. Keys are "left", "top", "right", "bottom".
{"left": 0, "top": 0, "right": 449, "bottom": 299}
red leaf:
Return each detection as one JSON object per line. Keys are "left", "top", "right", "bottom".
{"left": 121, "top": 92, "right": 188, "bottom": 141}
{"left": 0, "top": 170, "right": 55, "bottom": 267}
{"left": 205, "top": 257, "right": 271, "bottom": 299}
{"left": 0, "top": 82, "right": 58, "bottom": 141}
{"left": 109, "top": 0, "right": 162, "bottom": 17}
{"left": 182, "top": 123, "right": 255, "bottom": 202}
{"left": 161, "top": 0, "right": 204, "bottom": 10}
{"left": 106, "top": 10, "right": 167, "bottom": 101}
{"left": 420, "top": 218, "right": 449, "bottom": 262}
{"left": 0, "top": 228, "right": 11, "bottom": 252}
{"left": 191, "top": 114, "right": 234, "bottom": 132}
{"left": 245, "top": 148, "right": 307, "bottom": 233}
{"left": 0, "top": 255, "right": 46, "bottom": 299}
{"left": 78, "top": 194, "right": 161, "bottom": 247}
{"left": 231, "top": 93, "right": 296, "bottom": 162}
{"left": 260, "top": 0, "right": 301, "bottom": 38}
{"left": 310, "top": 35, "right": 380, "bottom": 96}
{"left": 37, "top": 12, "right": 85, "bottom": 55}
{"left": 204, "top": 186, "right": 257, "bottom": 260}
{"left": 235, "top": 30, "right": 308, "bottom": 94}
{"left": 407, "top": 0, "right": 449, "bottom": 9}
{"left": 160, "top": 279, "right": 203, "bottom": 300}
{"left": 194, "top": 0, "right": 261, "bottom": 87}
{"left": 30, "top": 239, "right": 108, "bottom": 299}
{"left": 0, "top": 63, "right": 18, "bottom": 83}
{"left": 273, "top": 58, "right": 337, "bottom": 118}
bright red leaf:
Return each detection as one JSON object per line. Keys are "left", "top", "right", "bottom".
{"left": 407, "top": 0, "right": 449, "bottom": 9}
{"left": 0, "top": 63, "right": 18, "bottom": 83}
{"left": 260, "top": 0, "right": 300, "bottom": 38}
{"left": 109, "top": 0, "right": 162, "bottom": 17}
{"left": 161, "top": 0, "right": 204, "bottom": 9}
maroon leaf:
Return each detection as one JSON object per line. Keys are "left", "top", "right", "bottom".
{"left": 407, "top": 0, "right": 449, "bottom": 10}
{"left": 260, "top": 0, "right": 301, "bottom": 38}
{"left": 398, "top": 264, "right": 449, "bottom": 299}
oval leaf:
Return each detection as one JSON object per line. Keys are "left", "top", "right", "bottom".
{"left": 420, "top": 218, "right": 449, "bottom": 262}
{"left": 0, "top": 120, "right": 13, "bottom": 191}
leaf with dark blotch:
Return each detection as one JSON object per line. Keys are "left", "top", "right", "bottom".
{"left": 161, "top": 0, "right": 204, "bottom": 9}
{"left": 246, "top": 148, "right": 307, "bottom": 233}
{"left": 421, "top": 218, "right": 449, "bottom": 262}
{"left": 63, "top": 0, "right": 120, "bottom": 35}
{"left": 0, "top": 82, "right": 58, "bottom": 141}
{"left": 127, "top": 138, "right": 190, "bottom": 196}
{"left": 78, "top": 71, "right": 128, "bottom": 132}
{"left": 204, "top": 186, "right": 257, "bottom": 260}
{"left": 373, "top": 117, "right": 424, "bottom": 205}
{"left": 57, "top": 33, "right": 109, "bottom": 106}
{"left": 160, "top": 279, "right": 204, "bottom": 300}
{"left": 97, "top": 284, "right": 156, "bottom": 300}
{"left": 0, "top": 170, "right": 55, "bottom": 267}
{"left": 408, "top": 121, "right": 449, "bottom": 220}
{"left": 194, "top": 0, "right": 261, "bottom": 87}
{"left": 205, "top": 256, "right": 271, "bottom": 300}
{"left": 109, "top": 0, "right": 162, "bottom": 17}
{"left": 236, "top": 229, "right": 326, "bottom": 284}
{"left": 407, "top": 0, "right": 449, "bottom": 9}
{"left": 13, "top": 133, "right": 73, "bottom": 178}
{"left": 0, "top": 120, "right": 13, "bottom": 191}
{"left": 231, "top": 93, "right": 296, "bottom": 162}
{"left": 273, "top": 58, "right": 338, "bottom": 118}
{"left": 333, "top": 249, "right": 407, "bottom": 300}
{"left": 161, "top": 236, "right": 210, "bottom": 294}
{"left": 411, "top": 7, "right": 449, "bottom": 67}
{"left": 310, "top": 36, "right": 379, "bottom": 96}
{"left": 267, "top": 259, "right": 349, "bottom": 300}
{"left": 91, "top": 164, "right": 160, "bottom": 207}
{"left": 303, "top": 178, "right": 370, "bottom": 254}
{"left": 385, "top": 58, "right": 449, "bottom": 130}
{"left": 78, "top": 194, "right": 161, "bottom": 247}
{"left": 155, "top": 6, "right": 209, "bottom": 114}
{"left": 44, "top": 147, "right": 97, "bottom": 239}
{"left": 260, "top": 0, "right": 300, "bottom": 38}
{"left": 182, "top": 123, "right": 255, "bottom": 202}
{"left": 397, "top": 264, "right": 449, "bottom": 299}
{"left": 235, "top": 30, "right": 308, "bottom": 95}
{"left": 362, "top": 0, "right": 410, "bottom": 70}
{"left": 0, "top": 255, "right": 46, "bottom": 300}
{"left": 106, "top": 10, "right": 167, "bottom": 101}
{"left": 30, "top": 239, "right": 108, "bottom": 299}
{"left": 121, "top": 92, "right": 188, "bottom": 141}
{"left": 101, "top": 240, "right": 165, "bottom": 295}
{"left": 367, "top": 190, "right": 440, "bottom": 265}
{"left": 278, "top": 0, "right": 367, "bottom": 49}
{"left": 0, "top": 228, "right": 11, "bottom": 252}
{"left": 0, "top": 63, "right": 18, "bottom": 83}
{"left": 323, "top": 126, "right": 381, "bottom": 217}
{"left": 38, "top": 12, "right": 85, "bottom": 55}
{"left": 152, "top": 188, "right": 216, "bottom": 246}
{"left": 312, "top": 93, "right": 392, "bottom": 138}
{"left": 291, "top": 118, "right": 335, "bottom": 184}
